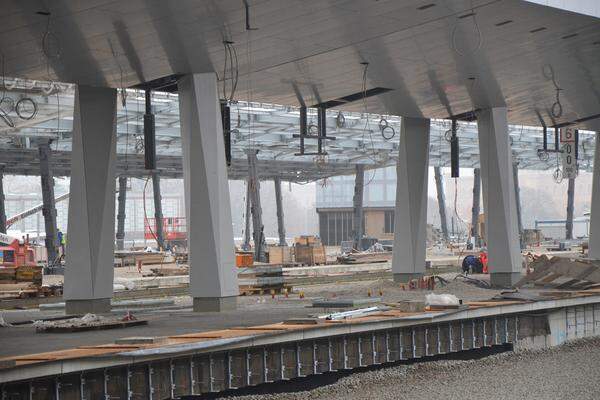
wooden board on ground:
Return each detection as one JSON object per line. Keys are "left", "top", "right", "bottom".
{"left": 516, "top": 255, "right": 600, "bottom": 289}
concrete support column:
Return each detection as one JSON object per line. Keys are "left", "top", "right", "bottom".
{"left": 589, "top": 133, "right": 600, "bottom": 259}
{"left": 433, "top": 166, "right": 449, "bottom": 240}
{"left": 151, "top": 171, "right": 165, "bottom": 249}
{"left": 241, "top": 179, "right": 252, "bottom": 251}
{"left": 392, "top": 117, "right": 430, "bottom": 282}
{"left": 352, "top": 164, "right": 365, "bottom": 250}
{"left": 0, "top": 166, "right": 6, "bottom": 234}
{"left": 565, "top": 177, "right": 575, "bottom": 240}
{"left": 178, "top": 73, "right": 238, "bottom": 311}
{"left": 38, "top": 142, "right": 59, "bottom": 264}
{"left": 247, "top": 150, "right": 267, "bottom": 262}
{"left": 274, "top": 177, "right": 287, "bottom": 246}
{"left": 64, "top": 85, "right": 117, "bottom": 314}
{"left": 471, "top": 168, "right": 481, "bottom": 247}
{"left": 116, "top": 176, "right": 127, "bottom": 251}
{"left": 513, "top": 161, "right": 524, "bottom": 249}
{"left": 476, "top": 108, "right": 522, "bottom": 287}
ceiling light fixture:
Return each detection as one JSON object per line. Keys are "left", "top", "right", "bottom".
{"left": 417, "top": 3, "right": 436, "bottom": 10}
{"left": 562, "top": 33, "right": 578, "bottom": 39}
{"left": 458, "top": 12, "right": 476, "bottom": 19}
{"left": 495, "top": 20, "right": 513, "bottom": 26}
{"left": 529, "top": 27, "right": 547, "bottom": 33}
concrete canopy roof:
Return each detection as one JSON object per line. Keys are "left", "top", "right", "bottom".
{"left": 1, "top": 0, "right": 599, "bottom": 130}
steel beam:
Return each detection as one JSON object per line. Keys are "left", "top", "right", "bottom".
{"left": 352, "top": 164, "right": 365, "bottom": 250}
{"left": 0, "top": 165, "right": 6, "bottom": 234}
{"left": 152, "top": 171, "right": 165, "bottom": 249}
{"left": 242, "top": 179, "right": 252, "bottom": 251}
{"left": 116, "top": 176, "right": 127, "bottom": 251}
{"left": 434, "top": 166, "right": 449, "bottom": 240}
{"left": 471, "top": 168, "right": 481, "bottom": 247}
{"left": 274, "top": 177, "right": 287, "bottom": 246}
{"left": 247, "top": 150, "right": 267, "bottom": 262}
{"left": 38, "top": 142, "right": 59, "bottom": 264}
{"left": 566, "top": 177, "right": 575, "bottom": 240}
{"left": 513, "top": 161, "right": 524, "bottom": 249}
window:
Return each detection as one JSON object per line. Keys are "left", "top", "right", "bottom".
{"left": 384, "top": 210, "right": 395, "bottom": 234}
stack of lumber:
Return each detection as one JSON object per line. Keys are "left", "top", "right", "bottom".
{"left": 268, "top": 245, "right": 293, "bottom": 265}
{"left": 114, "top": 250, "right": 167, "bottom": 267}
{"left": 237, "top": 264, "right": 291, "bottom": 295}
{"left": 337, "top": 251, "right": 392, "bottom": 265}
{"left": 515, "top": 255, "right": 600, "bottom": 290}
{"left": 294, "top": 236, "right": 326, "bottom": 266}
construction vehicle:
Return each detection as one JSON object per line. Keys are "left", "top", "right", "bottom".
{"left": 0, "top": 232, "right": 36, "bottom": 268}
{"left": 144, "top": 217, "right": 187, "bottom": 248}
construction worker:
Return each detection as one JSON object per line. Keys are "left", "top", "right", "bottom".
{"left": 479, "top": 250, "right": 488, "bottom": 274}
{"left": 57, "top": 229, "right": 66, "bottom": 256}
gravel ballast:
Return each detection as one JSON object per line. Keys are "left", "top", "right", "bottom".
{"left": 220, "top": 338, "right": 600, "bottom": 400}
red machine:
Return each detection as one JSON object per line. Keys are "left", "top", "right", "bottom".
{"left": 0, "top": 233, "right": 36, "bottom": 268}
{"left": 144, "top": 217, "right": 187, "bottom": 247}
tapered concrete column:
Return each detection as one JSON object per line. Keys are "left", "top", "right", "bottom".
{"left": 565, "top": 177, "right": 575, "bottom": 240}
{"left": 433, "top": 166, "right": 449, "bottom": 240}
{"left": 589, "top": 134, "right": 600, "bottom": 259}
{"left": 247, "top": 150, "right": 267, "bottom": 262}
{"left": 241, "top": 179, "right": 252, "bottom": 251}
{"left": 178, "top": 73, "right": 238, "bottom": 311}
{"left": 116, "top": 176, "right": 127, "bottom": 251}
{"left": 274, "top": 177, "right": 287, "bottom": 246}
{"left": 39, "top": 142, "right": 59, "bottom": 264}
{"left": 392, "top": 117, "right": 430, "bottom": 282}
{"left": 151, "top": 171, "right": 165, "bottom": 249}
{"left": 471, "top": 168, "right": 481, "bottom": 247}
{"left": 64, "top": 86, "right": 117, "bottom": 314}
{"left": 352, "top": 164, "right": 365, "bottom": 250}
{"left": 477, "top": 108, "right": 522, "bottom": 287}
{"left": 0, "top": 165, "right": 6, "bottom": 234}
{"left": 513, "top": 161, "right": 524, "bottom": 249}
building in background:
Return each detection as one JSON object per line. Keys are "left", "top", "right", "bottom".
{"left": 316, "top": 166, "right": 396, "bottom": 245}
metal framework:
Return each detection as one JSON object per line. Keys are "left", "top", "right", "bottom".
{"left": 0, "top": 79, "right": 596, "bottom": 183}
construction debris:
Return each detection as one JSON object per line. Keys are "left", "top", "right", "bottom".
{"left": 515, "top": 255, "right": 600, "bottom": 289}
{"left": 425, "top": 293, "right": 460, "bottom": 307}
{"left": 33, "top": 313, "right": 148, "bottom": 333}
{"left": 311, "top": 297, "right": 382, "bottom": 308}
{"left": 238, "top": 264, "right": 291, "bottom": 295}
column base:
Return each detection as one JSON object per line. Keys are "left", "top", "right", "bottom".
{"left": 393, "top": 273, "right": 424, "bottom": 283}
{"left": 193, "top": 296, "right": 237, "bottom": 312}
{"left": 490, "top": 272, "right": 521, "bottom": 288}
{"left": 65, "top": 298, "right": 111, "bottom": 315}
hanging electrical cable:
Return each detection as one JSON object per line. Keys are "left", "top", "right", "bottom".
{"left": 542, "top": 65, "right": 563, "bottom": 119}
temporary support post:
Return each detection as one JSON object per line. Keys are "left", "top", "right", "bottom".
{"left": 589, "top": 134, "right": 600, "bottom": 259}
{"left": 178, "top": 73, "right": 238, "bottom": 311}
{"left": 476, "top": 108, "right": 521, "bottom": 287}
{"left": 242, "top": 179, "right": 252, "bottom": 251}
{"left": 274, "top": 177, "right": 287, "bottom": 246}
{"left": 352, "top": 164, "right": 365, "bottom": 250}
{"left": 38, "top": 142, "right": 59, "bottom": 264}
{"left": 434, "top": 166, "right": 449, "bottom": 240}
{"left": 471, "top": 168, "right": 481, "bottom": 247}
{"left": 513, "top": 161, "right": 524, "bottom": 249}
{"left": 0, "top": 165, "right": 6, "bottom": 234}
{"left": 247, "top": 150, "right": 267, "bottom": 262}
{"left": 64, "top": 85, "right": 117, "bottom": 314}
{"left": 392, "top": 117, "right": 430, "bottom": 282}
{"left": 152, "top": 171, "right": 165, "bottom": 249}
{"left": 566, "top": 177, "right": 575, "bottom": 240}
{"left": 116, "top": 176, "right": 127, "bottom": 251}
